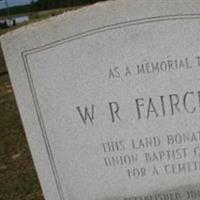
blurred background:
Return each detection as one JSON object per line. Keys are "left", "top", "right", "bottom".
{"left": 0, "top": 0, "right": 108, "bottom": 199}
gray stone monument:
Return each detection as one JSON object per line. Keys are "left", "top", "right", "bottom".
{"left": 2, "top": 0, "right": 200, "bottom": 199}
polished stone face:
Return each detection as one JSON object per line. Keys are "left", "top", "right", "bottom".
{"left": 2, "top": 0, "right": 200, "bottom": 199}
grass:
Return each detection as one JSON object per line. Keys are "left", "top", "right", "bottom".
{"left": 0, "top": 13, "right": 50, "bottom": 200}
{"left": 0, "top": 6, "right": 89, "bottom": 198}
{"left": 0, "top": 73, "right": 44, "bottom": 199}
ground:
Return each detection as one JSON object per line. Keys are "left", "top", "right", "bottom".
{"left": 0, "top": 75, "right": 45, "bottom": 200}
{"left": 0, "top": 16, "right": 50, "bottom": 200}
{"left": 0, "top": 6, "right": 88, "bottom": 199}
{"left": 0, "top": 63, "right": 44, "bottom": 200}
